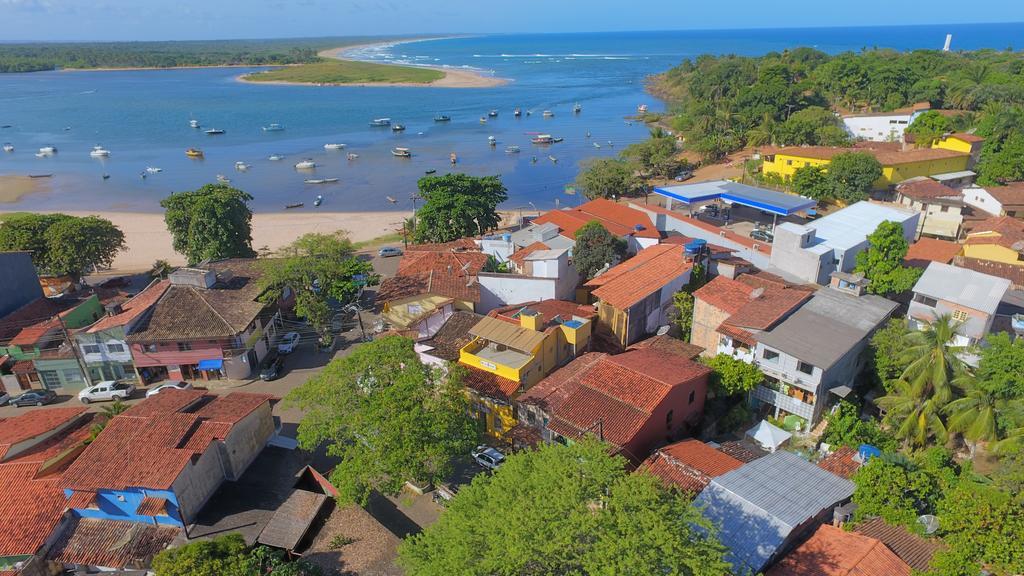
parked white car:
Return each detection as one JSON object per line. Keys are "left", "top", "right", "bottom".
{"left": 471, "top": 445, "right": 506, "bottom": 471}
{"left": 277, "top": 331, "right": 301, "bottom": 354}
{"left": 78, "top": 381, "right": 134, "bottom": 404}
{"left": 146, "top": 380, "right": 193, "bottom": 398}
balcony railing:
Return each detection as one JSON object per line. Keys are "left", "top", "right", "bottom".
{"left": 752, "top": 385, "right": 815, "bottom": 420}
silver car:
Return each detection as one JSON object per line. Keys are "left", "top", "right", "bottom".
{"left": 471, "top": 445, "right": 506, "bottom": 471}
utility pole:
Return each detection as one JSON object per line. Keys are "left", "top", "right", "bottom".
{"left": 57, "top": 312, "right": 93, "bottom": 387}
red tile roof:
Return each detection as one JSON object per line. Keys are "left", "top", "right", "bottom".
{"left": 627, "top": 334, "right": 704, "bottom": 360}
{"left": 0, "top": 407, "right": 87, "bottom": 460}
{"left": 548, "top": 385, "right": 651, "bottom": 448}
{"left": 854, "top": 518, "right": 945, "bottom": 572}
{"left": 85, "top": 280, "right": 170, "bottom": 334}
{"left": 982, "top": 182, "right": 1024, "bottom": 207}
{"left": 694, "top": 274, "right": 810, "bottom": 335}
{"left": 46, "top": 517, "right": 178, "bottom": 570}
{"left": 378, "top": 249, "right": 489, "bottom": 305}
{"left": 816, "top": 446, "right": 861, "bottom": 480}
{"left": 640, "top": 439, "right": 743, "bottom": 492}
{"left": 9, "top": 317, "right": 62, "bottom": 347}
{"left": 406, "top": 238, "right": 479, "bottom": 252}
{"left": 897, "top": 179, "right": 962, "bottom": 201}
{"left": 489, "top": 300, "right": 596, "bottom": 330}
{"left": 693, "top": 276, "right": 757, "bottom": 315}
{"left": 135, "top": 496, "right": 170, "bottom": 516}
{"left": 461, "top": 367, "right": 521, "bottom": 402}
{"left": 767, "top": 524, "right": 911, "bottom": 576}
{"left": 121, "top": 389, "right": 206, "bottom": 418}
{"left": 0, "top": 297, "right": 73, "bottom": 345}
{"left": 905, "top": 238, "right": 961, "bottom": 268}
{"left": 964, "top": 215, "right": 1024, "bottom": 252}
{"left": 948, "top": 132, "right": 984, "bottom": 143}
{"left": 508, "top": 241, "right": 548, "bottom": 267}
{"left": 955, "top": 257, "right": 1024, "bottom": 288}
{"left": 533, "top": 198, "right": 659, "bottom": 240}
{"left": 587, "top": 244, "right": 693, "bottom": 309}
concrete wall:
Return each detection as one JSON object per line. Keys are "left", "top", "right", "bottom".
{"left": 963, "top": 186, "right": 1004, "bottom": 216}
{"left": 77, "top": 327, "right": 133, "bottom": 365}
{"left": 172, "top": 441, "right": 225, "bottom": 523}
{"left": 71, "top": 487, "right": 181, "bottom": 527}
{"left": 33, "top": 358, "right": 87, "bottom": 393}
{"left": 221, "top": 402, "right": 275, "bottom": 480}
{"left": 770, "top": 226, "right": 832, "bottom": 285}
{"left": 842, "top": 113, "right": 913, "bottom": 142}
{"left": 0, "top": 252, "right": 43, "bottom": 318}
{"left": 477, "top": 273, "right": 576, "bottom": 314}
{"left": 898, "top": 196, "right": 963, "bottom": 239}
{"left": 908, "top": 296, "right": 993, "bottom": 343}
{"left": 691, "top": 299, "right": 731, "bottom": 358}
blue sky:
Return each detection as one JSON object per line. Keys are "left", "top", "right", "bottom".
{"left": 0, "top": 0, "right": 1022, "bottom": 42}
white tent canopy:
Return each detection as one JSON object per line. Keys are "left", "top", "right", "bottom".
{"left": 746, "top": 420, "right": 792, "bottom": 453}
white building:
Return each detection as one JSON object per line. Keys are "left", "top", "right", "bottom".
{"left": 842, "top": 102, "right": 932, "bottom": 142}
{"left": 962, "top": 183, "right": 1024, "bottom": 218}
{"left": 908, "top": 262, "right": 1011, "bottom": 347}
{"left": 477, "top": 248, "right": 579, "bottom": 313}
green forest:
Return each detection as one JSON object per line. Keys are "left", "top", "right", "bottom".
{"left": 650, "top": 48, "right": 1024, "bottom": 185}
{"left": 0, "top": 37, "right": 389, "bottom": 73}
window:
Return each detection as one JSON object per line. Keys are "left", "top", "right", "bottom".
{"left": 762, "top": 349, "right": 780, "bottom": 363}
{"left": 666, "top": 410, "right": 674, "bottom": 430}
{"left": 492, "top": 416, "right": 504, "bottom": 433}
{"left": 143, "top": 344, "right": 158, "bottom": 353}
{"left": 107, "top": 343, "right": 125, "bottom": 353}
{"left": 62, "top": 369, "right": 83, "bottom": 383}
{"left": 797, "top": 361, "right": 814, "bottom": 375}
{"left": 913, "top": 294, "right": 938, "bottom": 307}
{"left": 83, "top": 344, "right": 102, "bottom": 354}
{"left": 177, "top": 342, "right": 192, "bottom": 352}
{"left": 688, "top": 390, "right": 696, "bottom": 405}
{"left": 39, "top": 371, "right": 61, "bottom": 390}
{"left": 940, "top": 205, "right": 949, "bottom": 213}
{"left": 952, "top": 309, "right": 969, "bottom": 323}
{"left": 785, "top": 159, "right": 793, "bottom": 166}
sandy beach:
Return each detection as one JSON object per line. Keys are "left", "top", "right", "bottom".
{"left": 0, "top": 175, "right": 49, "bottom": 203}
{"left": 0, "top": 209, "right": 412, "bottom": 274}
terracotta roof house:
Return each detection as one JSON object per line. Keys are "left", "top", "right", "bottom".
{"left": 61, "top": 390, "right": 276, "bottom": 529}
{"left": 960, "top": 215, "right": 1024, "bottom": 267}
{"left": 517, "top": 347, "right": 711, "bottom": 464}
{"left": 640, "top": 439, "right": 743, "bottom": 493}
{"left": 512, "top": 198, "right": 660, "bottom": 255}
{"left": 963, "top": 182, "right": 1024, "bottom": 217}
{"left": 954, "top": 256, "right": 1024, "bottom": 290}
{"left": 895, "top": 178, "right": 965, "bottom": 239}
{"left": 415, "top": 311, "right": 485, "bottom": 366}
{"left": 905, "top": 237, "right": 961, "bottom": 268}
{"left": 766, "top": 524, "right": 912, "bottom": 576}
{"left": 854, "top": 517, "right": 944, "bottom": 572}
{"left": 125, "top": 260, "right": 284, "bottom": 381}
{"left": 377, "top": 249, "right": 488, "bottom": 312}
{"left": 626, "top": 333, "right": 703, "bottom": 360}
{"left": 585, "top": 244, "right": 694, "bottom": 348}
{"left": 816, "top": 446, "right": 862, "bottom": 480}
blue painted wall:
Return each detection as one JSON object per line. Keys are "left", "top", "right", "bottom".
{"left": 0, "top": 252, "right": 43, "bottom": 318}
{"left": 64, "top": 487, "right": 183, "bottom": 527}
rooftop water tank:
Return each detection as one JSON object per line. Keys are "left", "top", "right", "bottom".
{"left": 684, "top": 238, "right": 707, "bottom": 255}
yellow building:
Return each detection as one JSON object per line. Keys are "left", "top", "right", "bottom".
{"left": 761, "top": 136, "right": 979, "bottom": 190}
{"left": 962, "top": 216, "right": 1024, "bottom": 267}
{"left": 458, "top": 301, "right": 594, "bottom": 442}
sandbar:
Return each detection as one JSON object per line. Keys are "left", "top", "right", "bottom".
{"left": 0, "top": 175, "right": 48, "bottom": 203}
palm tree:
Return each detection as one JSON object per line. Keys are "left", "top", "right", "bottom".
{"left": 898, "top": 314, "right": 969, "bottom": 407}
{"left": 876, "top": 378, "right": 948, "bottom": 448}
{"left": 944, "top": 376, "right": 1000, "bottom": 457}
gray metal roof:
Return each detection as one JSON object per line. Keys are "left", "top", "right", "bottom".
{"left": 807, "top": 201, "right": 917, "bottom": 251}
{"left": 757, "top": 288, "right": 898, "bottom": 369}
{"left": 931, "top": 170, "right": 976, "bottom": 181}
{"left": 695, "top": 450, "right": 855, "bottom": 573}
{"left": 912, "top": 262, "right": 1011, "bottom": 315}
{"left": 655, "top": 180, "right": 816, "bottom": 216}
{"left": 524, "top": 248, "right": 569, "bottom": 261}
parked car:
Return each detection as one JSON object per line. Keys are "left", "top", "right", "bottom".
{"left": 471, "top": 445, "right": 506, "bottom": 471}
{"left": 9, "top": 389, "right": 58, "bottom": 407}
{"left": 674, "top": 170, "right": 693, "bottom": 182}
{"left": 378, "top": 246, "right": 403, "bottom": 258}
{"left": 277, "top": 331, "right": 301, "bottom": 354}
{"left": 749, "top": 228, "right": 774, "bottom": 243}
{"left": 78, "top": 381, "right": 134, "bottom": 404}
{"left": 259, "top": 354, "right": 285, "bottom": 381}
{"left": 146, "top": 380, "right": 193, "bottom": 398}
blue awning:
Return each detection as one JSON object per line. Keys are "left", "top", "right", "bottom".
{"left": 197, "top": 358, "right": 223, "bottom": 371}
{"left": 654, "top": 180, "right": 816, "bottom": 216}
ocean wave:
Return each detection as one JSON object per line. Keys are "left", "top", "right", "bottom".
{"left": 471, "top": 53, "right": 636, "bottom": 59}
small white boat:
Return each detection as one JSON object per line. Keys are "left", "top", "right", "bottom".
{"left": 34, "top": 153, "right": 47, "bottom": 158}
{"left": 513, "top": 108, "right": 521, "bottom": 117}
{"left": 38, "top": 146, "right": 57, "bottom": 155}
{"left": 234, "top": 162, "right": 250, "bottom": 171}
{"left": 189, "top": 119, "right": 201, "bottom": 129}
{"left": 607, "top": 141, "right": 614, "bottom": 147}
{"left": 593, "top": 142, "right": 602, "bottom": 149}
{"left": 370, "top": 118, "right": 391, "bottom": 127}
{"left": 479, "top": 117, "right": 487, "bottom": 124}
{"left": 145, "top": 166, "right": 162, "bottom": 173}
{"left": 392, "top": 147, "right": 411, "bottom": 158}
{"left": 314, "top": 195, "right": 323, "bottom": 207}
{"left": 89, "top": 146, "right": 110, "bottom": 158}
{"left": 391, "top": 124, "right": 406, "bottom": 132}
{"left": 450, "top": 152, "right": 458, "bottom": 164}
{"left": 542, "top": 110, "right": 554, "bottom": 118}
{"left": 505, "top": 145, "right": 521, "bottom": 154}
{"left": 217, "top": 174, "right": 231, "bottom": 183}
{"left": 549, "top": 155, "right": 558, "bottom": 163}
{"left": 323, "top": 143, "right": 346, "bottom": 150}
{"left": 637, "top": 104, "right": 648, "bottom": 113}
{"left": 347, "top": 153, "right": 359, "bottom": 160}
{"left": 304, "top": 178, "right": 339, "bottom": 184}
{"left": 268, "top": 154, "right": 285, "bottom": 161}
{"left": 262, "top": 123, "right": 284, "bottom": 132}
{"left": 205, "top": 128, "right": 225, "bottom": 135}
{"left": 1, "top": 143, "right": 13, "bottom": 153}
{"left": 488, "top": 110, "right": 499, "bottom": 117}
{"left": 488, "top": 136, "right": 497, "bottom": 146}
{"left": 294, "top": 159, "right": 317, "bottom": 170}
{"left": 573, "top": 103, "right": 582, "bottom": 113}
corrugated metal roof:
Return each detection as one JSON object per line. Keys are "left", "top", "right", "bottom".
{"left": 655, "top": 180, "right": 817, "bottom": 216}
{"left": 806, "top": 201, "right": 918, "bottom": 251}
{"left": 912, "top": 262, "right": 1011, "bottom": 314}
{"left": 469, "top": 315, "right": 547, "bottom": 352}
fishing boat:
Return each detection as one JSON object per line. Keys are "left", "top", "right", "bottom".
{"left": 552, "top": 137, "right": 564, "bottom": 143}
{"left": 294, "top": 159, "right": 317, "bottom": 170}
{"left": 2, "top": 143, "right": 13, "bottom": 153}
{"left": 434, "top": 115, "right": 451, "bottom": 122}
{"left": 391, "top": 124, "right": 406, "bottom": 132}
{"left": 314, "top": 195, "right": 323, "bottom": 207}
{"left": 450, "top": 152, "right": 458, "bottom": 164}
{"left": 217, "top": 174, "right": 231, "bottom": 183}
{"left": 488, "top": 136, "right": 497, "bottom": 146}
{"left": 38, "top": 146, "right": 57, "bottom": 155}
{"left": 593, "top": 142, "right": 601, "bottom": 149}
{"left": 145, "top": 167, "right": 162, "bottom": 173}
{"left": 505, "top": 145, "right": 521, "bottom": 154}
{"left": 369, "top": 118, "right": 391, "bottom": 127}
{"left": 392, "top": 147, "right": 411, "bottom": 158}
{"left": 526, "top": 110, "right": 533, "bottom": 116}
{"left": 89, "top": 146, "right": 110, "bottom": 158}
{"left": 268, "top": 154, "right": 285, "bottom": 161}
{"left": 234, "top": 162, "right": 250, "bottom": 171}
{"left": 102, "top": 174, "right": 110, "bottom": 180}
{"left": 531, "top": 134, "right": 554, "bottom": 145}
{"left": 425, "top": 169, "right": 437, "bottom": 175}
{"left": 573, "top": 103, "right": 582, "bottom": 113}
{"left": 186, "top": 148, "right": 204, "bottom": 158}
{"left": 542, "top": 110, "right": 554, "bottom": 118}
{"left": 637, "top": 104, "right": 648, "bottom": 113}
{"left": 0, "top": 125, "right": 11, "bottom": 129}
{"left": 488, "top": 110, "right": 499, "bottom": 118}
{"left": 347, "top": 153, "right": 359, "bottom": 160}
{"left": 585, "top": 131, "right": 591, "bottom": 138}
{"left": 479, "top": 117, "right": 487, "bottom": 124}
{"left": 28, "top": 173, "right": 52, "bottom": 178}
{"left": 549, "top": 155, "right": 558, "bottom": 163}
{"left": 139, "top": 172, "right": 147, "bottom": 180}
{"left": 205, "top": 128, "right": 225, "bottom": 135}
{"left": 304, "top": 178, "right": 339, "bottom": 184}
{"left": 607, "top": 141, "right": 614, "bottom": 147}
{"left": 285, "top": 202, "right": 304, "bottom": 209}
{"left": 262, "top": 123, "right": 285, "bottom": 132}
{"left": 189, "top": 119, "right": 201, "bottom": 129}
{"left": 386, "top": 196, "right": 397, "bottom": 203}
{"left": 323, "top": 143, "right": 346, "bottom": 150}
{"left": 513, "top": 108, "right": 521, "bottom": 117}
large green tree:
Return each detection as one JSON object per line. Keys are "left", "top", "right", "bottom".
{"left": 399, "top": 439, "right": 730, "bottom": 576}
{"left": 574, "top": 158, "right": 642, "bottom": 200}
{"left": 572, "top": 221, "right": 627, "bottom": 280}
{"left": 621, "top": 136, "right": 682, "bottom": 179}
{"left": 151, "top": 534, "right": 321, "bottom": 576}
{"left": 776, "top": 106, "right": 849, "bottom": 146}
{"left": 286, "top": 336, "right": 477, "bottom": 504}
{"left": 412, "top": 174, "right": 507, "bottom": 244}
{"left": 906, "top": 110, "right": 954, "bottom": 147}
{"left": 705, "top": 353, "right": 764, "bottom": 397}
{"left": 258, "top": 232, "right": 375, "bottom": 339}
{"left": 790, "top": 164, "right": 834, "bottom": 201}
{"left": 161, "top": 183, "right": 256, "bottom": 265}
{"left": 853, "top": 220, "right": 922, "bottom": 296}
{"left": 930, "top": 477, "right": 1024, "bottom": 576}
{"left": 869, "top": 318, "right": 911, "bottom": 392}
{"left": 851, "top": 452, "right": 950, "bottom": 531}
{"left": 821, "top": 400, "right": 897, "bottom": 452}
{"left": 0, "top": 213, "right": 125, "bottom": 279}
{"left": 827, "top": 152, "right": 883, "bottom": 203}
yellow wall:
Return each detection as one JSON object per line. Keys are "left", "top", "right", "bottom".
{"left": 459, "top": 345, "right": 534, "bottom": 384}
{"left": 468, "top": 391, "right": 517, "bottom": 444}
{"left": 597, "top": 301, "right": 631, "bottom": 347}
{"left": 961, "top": 243, "right": 1024, "bottom": 266}
{"left": 932, "top": 136, "right": 974, "bottom": 155}
{"left": 761, "top": 154, "right": 831, "bottom": 179}
{"left": 763, "top": 152, "right": 969, "bottom": 189}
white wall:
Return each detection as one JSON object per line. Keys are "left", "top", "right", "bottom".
{"left": 477, "top": 274, "right": 560, "bottom": 313}
{"left": 962, "top": 186, "right": 1003, "bottom": 216}
{"left": 479, "top": 237, "right": 515, "bottom": 261}
{"left": 842, "top": 114, "right": 911, "bottom": 142}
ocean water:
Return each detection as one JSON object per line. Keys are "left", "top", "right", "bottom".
{"left": 1, "top": 23, "right": 1022, "bottom": 214}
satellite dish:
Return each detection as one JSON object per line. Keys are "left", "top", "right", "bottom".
{"left": 918, "top": 514, "right": 939, "bottom": 535}
{"left": 656, "top": 325, "right": 670, "bottom": 336}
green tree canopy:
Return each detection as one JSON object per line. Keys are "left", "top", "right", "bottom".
{"left": 621, "top": 136, "right": 682, "bottom": 178}
{"left": 790, "top": 164, "right": 834, "bottom": 201}
{"left": 0, "top": 212, "right": 125, "bottom": 279}
{"left": 574, "top": 158, "right": 643, "bottom": 200}
{"left": 151, "top": 533, "right": 321, "bottom": 576}
{"left": 851, "top": 453, "right": 946, "bottom": 531}
{"left": 975, "top": 332, "right": 1024, "bottom": 398}
{"left": 776, "top": 106, "right": 850, "bottom": 146}
{"left": 854, "top": 220, "right": 922, "bottom": 296}
{"left": 286, "top": 336, "right": 477, "bottom": 504}
{"left": 160, "top": 183, "right": 256, "bottom": 265}
{"left": 672, "top": 290, "right": 695, "bottom": 342}
{"left": 706, "top": 353, "right": 764, "bottom": 396}
{"left": 821, "top": 400, "right": 897, "bottom": 452}
{"left": 906, "top": 110, "right": 954, "bottom": 147}
{"left": 258, "top": 232, "right": 375, "bottom": 337}
{"left": 572, "top": 221, "right": 627, "bottom": 280}
{"left": 412, "top": 174, "right": 508, "bottom": 244}
{"left": 827, "top": 152, "right": 883, "bottom": 203}
{"left": 869, "top": 318, "right": 911, "bottom": 391}
{"left": 930, "top": 476, "right": 1024, "bottom": 576}
{"left": 399, "top": 439, "right": 730, "bottom": 576}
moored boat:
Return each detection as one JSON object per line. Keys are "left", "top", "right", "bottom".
{"left": 323, "top": 143, "right": 346, "bottom": 150}
{"left": 89, "top": 145, "right": 110, "bottom": 158}
{"left": 268, "top": 154, "right": 285, "bottom": 161}
{"left": 488, "top": 136, "right": 496, "bottom": 146}
{"left": 189, "top": 119, "right": 201, "bottom": 129}
{"left": 285, "top": 202, "right": 304, "bottom": 209}
{"left": 146, "top": 166, "right": 162, "bottom": 173}
{"left": 370, "top": 118, "right": 391, "bottom": 127}
{"left": 2, "top": 143, "right": 13, "bottom": 153}
{"left": 347, "top": 153, "right": 359, "bottom": 160}
{"left": 593, "top": 142, "right": 602, "bottom": 148}
{"left": 552, "top": 137, "right": 564, "bottom": 143}
{"left": 314, "top": 195, "right": 323, "bottom": 207}
{"left": 450, "top": 152, "right": 458, "bottom": 164}
{"left": 28, "top": 173, "right": 52, "bottom": 178}
{"left": 573, "top": 102, "right": 582, "bottom": 113}
{"left": 391, "top": 124, "right": 406, "bottom": 132}
{"left": 38, "top": 146, "right": 57, "bottom": 155}
{"left": 205, "top": 128, "right": 225, "bottom": 135}
{"left": 304, "top": 178, "right": 339, "bottom": 184}
{"left": 262, "top": 123, "right": 284, "bottom": 132}
{"left": 637, "top": 104, "right": 648, "bottom": 113}
{"left": 542, "top": 110, "right": 554, "bottom": 118}
{"left": 513, "top": 108, "right": 521, "bottom": 117}
{"left": 505, "top": 145, "right": 520, "bottom": 154}
{"left": 294, "top": 159, "right": 317, "bottom": 170}
{"left": 392, "top": 147, "right": 411, "bottom": 158}
{"left": 186, "top": 148, "right": 204, "bottom": 158}
{"left": 488, "top": 110, "right": 498, "bottom": 118}
{"left": 479, "top": 117, "right": 487, "bottom": 124}
{"left": 217, "top": 174, "right": 231, "bottom": 183}
{"left": 235, "top": 162, "right": 250, "bottom": 171}
{"left": 549, "top": 155, "right": 557, "bottom": 163}
{"left": 531, "top": 134, "right": 554, "bottom": 145}
{"left": 434, "top": 115, "right": 451, "bottom": 122}
{"left": 425, "top": 169, "right": 437, "bottom": 175}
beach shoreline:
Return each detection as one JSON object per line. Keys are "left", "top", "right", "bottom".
{"left": 238, "top": 38, "right": 509, "bottom": 89}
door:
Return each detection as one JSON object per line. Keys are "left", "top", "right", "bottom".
{"left": 94, "top": 385, "right": 110, "bottom": 400}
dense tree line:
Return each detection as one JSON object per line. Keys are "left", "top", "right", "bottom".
{"left": 651, "top": 48, "right": 1024, "bottom": 172}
